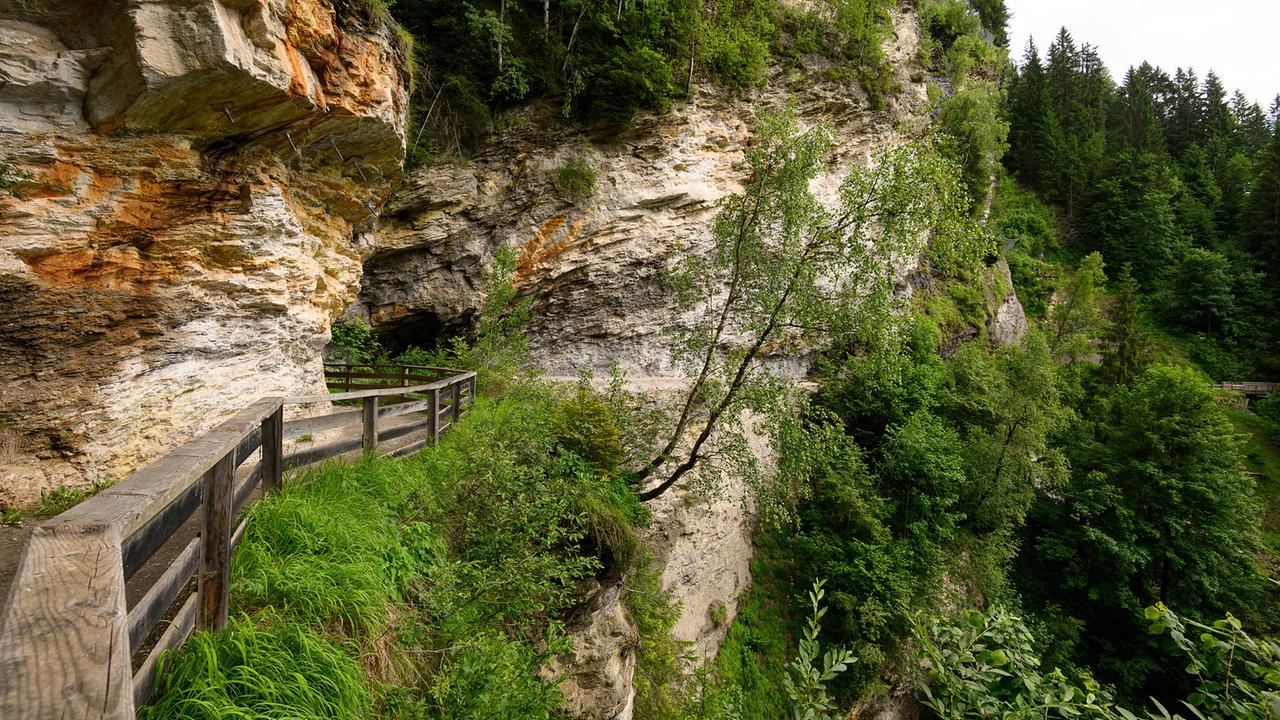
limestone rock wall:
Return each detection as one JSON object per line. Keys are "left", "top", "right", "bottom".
{"left": 356, "top": 11, "right": 932, "bottom": 377}
{"left": 0, "top": 0, "right": 408, "bottom": 506}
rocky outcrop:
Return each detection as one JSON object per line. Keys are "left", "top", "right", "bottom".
{"left": 356, "top": 11, "right": 932, "bottom": 376}
{"left": 987, "top": 258, "right": 1028, "bottom": 347}
{"left": 548, "top": 581, "right": 640, "bottom": 720}
{"left": 0, "top": 0, "right": 408, "bottom": 506}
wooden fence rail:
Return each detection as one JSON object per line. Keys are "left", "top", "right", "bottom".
{"left": 0, "top": 364, "right": 476, "bottom": 719}
{"left": 1209, "top": 381, "right": 1277, "bottom": 395}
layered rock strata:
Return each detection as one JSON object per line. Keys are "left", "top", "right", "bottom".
{"left": 0, "top": 0, "right": 408, "bottom": 505}
{"left": 356, "top": 11, "right": 933, "bottom": 377}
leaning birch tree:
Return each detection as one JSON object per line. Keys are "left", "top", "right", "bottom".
{"left": 634, "top": 109, "right": 986, "bottom": 502}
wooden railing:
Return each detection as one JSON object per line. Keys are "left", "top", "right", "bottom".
{"left": 1210, "top": 381, "right": 1277, "bottom": 395}
{"left": 0, "top": 364, "right": 476, "bottom": 719}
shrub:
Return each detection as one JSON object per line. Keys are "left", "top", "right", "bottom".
{"left": 551, "top": 154, "right": 597, "bottom": 202}
{"left": 329, "top": 319, "right": 389, "bottom": 366}
{"left": 701, "top": 22, "right": 771, "bottom": 90}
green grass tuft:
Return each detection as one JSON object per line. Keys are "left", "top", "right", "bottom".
{"left": 140, "top": 611, "right": 369, "bottom": 720}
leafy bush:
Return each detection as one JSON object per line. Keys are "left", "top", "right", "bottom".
{"left": 1256, "top": 393, "right": 1280, "bottom": 442}
{"left": 913, "top": 604, "right": 1280, "bottom": 720}
{"left": 328, "top": 319, "right": 389, "bottom": 366}
{"left": 937, "top": 86, "right": 1009, "bottom": 208}
{"left": 701, "top": 21, "right": 772, "bottom": 90}
{"left": 919, "top": 0, "right": 980, "bottom": 46}
{"left": 551, "top": 154, "right": 597, "bottom": 202}
{"left": 34, "top": 478, "right": 114, "bottom": 516}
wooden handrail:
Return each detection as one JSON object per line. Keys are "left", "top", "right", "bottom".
{"left": 0, "top": 365, "right": 477, "bottom": 719}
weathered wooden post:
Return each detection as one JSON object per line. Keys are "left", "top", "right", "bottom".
{"left": 198, "top": 451, "right": 235, "bottom": 632}
{"left": 344, "top": 363, "right": 353, "bottom": 392}
{"left": 428, "top": 387, "right": 440, "bottom": 445}
{"left": 452, "top": 380, "right": 462, "bottom": 423}
{"left": 261, "top": 405, "right": 283, "bottom": 495}
{"left": 402, "top": 366, "right": 410, "bottom": 388}
{"left": 362, "top": 396, "right": 379, "bottom": 451}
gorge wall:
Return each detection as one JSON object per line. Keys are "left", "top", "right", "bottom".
{"left": 0, "top": 0, "right": 408, "bottom": 506}
{"left": 355, "top": 10, "right": 935, "bottom": 377}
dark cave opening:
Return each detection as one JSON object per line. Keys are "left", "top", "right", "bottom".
{"left": 376, "top": 310, "right": 477, "bottom": 355}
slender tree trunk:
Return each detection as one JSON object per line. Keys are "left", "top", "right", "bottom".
{"left": 640, "top": 240, "right": 815, "bottom": 502}
{"left": 545, "top": 0, "right": 550, "bottom": 35}
{"left": 498, "top": 0, "right": 506, "bottom": 73}
{"left": 633, "top": 158, "right": 781, "bottom": 484}
{"left": 562, "top": 2, "right": 591, "bottom": 78}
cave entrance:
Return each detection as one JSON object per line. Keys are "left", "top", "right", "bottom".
{"left": 376, "top": 310, "right": 476, "bottom": 356}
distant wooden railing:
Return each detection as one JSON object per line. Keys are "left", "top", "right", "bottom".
{"left": 1209, "top": 381, "right": 1277, "bottom": 395}
{"left": 0, "top": 364, "right": 476, "bottom": 719}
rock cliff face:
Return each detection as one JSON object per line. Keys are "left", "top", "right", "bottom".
{"left": 0, "top": 0, "right": 408, "bottom": 506}
{"left": 354, "top": 11, "right": 933, "bottom": 377}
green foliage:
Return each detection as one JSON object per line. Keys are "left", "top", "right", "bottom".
{"left": 913, "top": 604, "right": 1280, "bottom": 720}
{"left": 231, "top": 460, "right": 411, "bottom": 633}
{"left": 937, "top": 85, "right": 1010, "bottom": 208}
{"left": 148, "top": 384, "right": 655, "bottom": 719}
{"left": 776, "top": 319, "right": 1071, "bottom": 702}
{"left": 1046, "top": 251, "right": 1107, "bottom": 363}
{"left": 0, "top": 506, "right": 23, "bottom": 526}
{"left": 329, "top": 319, "right": 390, "bottom": 366}
{"left": 34, "top": 478, "right": 114, "bottom": 516}
{"left": 0, "top": 161, "right": 32, "bottom": 198}
{"left": 34, "top": 484, "right": 89, "bottom": 516}
{"left": 1015, "top": 364, "right": 1269, "bottom": 697}
{"left": 1004, "top": 27, "right": 1280, "bottom": 378}
{"left": 1147, "top": 604, "right": 1280, "bottom": 719}
{"left": 627, "top": 550, "right": 696, "bottom": 719}
{"left": 699, "top": 0, "right": 777, "bottom": 91}
{"left": 1005, "top": 252, "right": 1056, "bottom": 317}
{"left": 551, "top": 153, "right": 597, "bottom": 202}
{"left": 1257, "top": 393, "right": 1280, "bottom": 443}
{"left": 140, "top": 611, "right": 370, "bottom": 720}
{"left": 639, "top": 107, "right": 984, "bottom": 502}
{"left": 783, "top": 580, "right": 856, "bottom": 720}
{"left": 392, "top": 0, "right": 904, "bottom": 159}
{"left": 713, "top": 542, "right": 796, "bottom": 720}
{"left": 1100, "top": 263, "right": 1151, "bottom": 387}
{"left": 919, "top": 0, "right": 979, "bottom": 46}
{"left": 912, "top": 606, "right": 1121, "bottom": 720}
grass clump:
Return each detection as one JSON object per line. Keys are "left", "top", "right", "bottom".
{"left": 1, "top": 506, "right": 23, "bottom": 526}
{"left": 140, "top": 611, "right": 369, "bottom": 720}
{"left": 550, "top": 155, "right": 597, "bottom": 203}
{"left": 231, "top": 461, "right": 411, "bottom": 634}
{"left": 34, "top": 477, "right": 114, "bottom": 516}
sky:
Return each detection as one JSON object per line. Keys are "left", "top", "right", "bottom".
{"left": 1004, "top": 0, "right": 1280, "bottom": 108}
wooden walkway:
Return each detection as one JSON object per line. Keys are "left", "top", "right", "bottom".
{"left": 0, "top": 363, "right": 475, "bottom": 719}
{"left": 1211, "top": 381, "right": 1277, "bottom": 395}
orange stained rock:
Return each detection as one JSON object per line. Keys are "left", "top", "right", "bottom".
{"left": 21, "top": 244, "right": 179, "bottom": 293}
{"left": 517, "top": 214, "right": 568, "bottom": 280}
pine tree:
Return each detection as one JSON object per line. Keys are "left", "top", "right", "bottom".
{"left": 1166, "top": 67, "right": 1204, "bottom": 158}
{"left": 1249, "top": 110, "right": 1280, "bottom": 269}
{"left": 1101, "top": 263, "right": 1148, "bottom": 386}
{"left": 1111, "top": 64, "right": 1165, "bottom": 155}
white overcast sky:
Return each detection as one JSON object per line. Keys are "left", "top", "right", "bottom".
{"left": 1005, "top": 0, "right": 1280, "bottom": 108}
